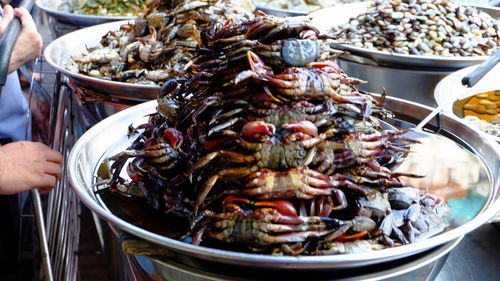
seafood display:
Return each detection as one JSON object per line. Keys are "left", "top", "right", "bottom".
{"left": 102, "top": 13, "right": 450, "bottom": 255}
{"left": 43, "top": 0, "right": 155, "bottom": 16}
{"left": 70, "top": 0, "right": 253, "bottom": 85}
{"left": 331, "top": 0, "right": 500, "bottom": 56}
{"left": 253, "top": 0, "right": 362, "bottom": 13}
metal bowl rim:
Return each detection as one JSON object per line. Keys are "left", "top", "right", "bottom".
{"left": 43, "top": 20, "right": 161, "bottom": 92}
{"left": 335, "top": 43, "right": 489, "bottom": 64}
{"left": 149, "top": 235, "right": 463, "bottom": 279}
{"left": 35, "top": 0, "right": 135, "bottom": 21}
{"left": 67, "top": 98, "right": 500, "bottom": 268}
{"left": 254, "top": 5, "right": 308, "bottom": 16}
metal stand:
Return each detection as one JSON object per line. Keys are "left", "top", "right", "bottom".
{"left": 31, "top": 190, "right": 54, "bottom": 281}
{"left": 29, "top": 9, "right": 145, "bottom": 280}
{"left": 22, "top": 54, "right": 82, "bottom": 281}
{"left": 16, "top": 8, "right": 83, "bottom": 280}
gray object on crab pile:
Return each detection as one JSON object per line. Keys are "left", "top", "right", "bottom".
{"left": 67, "top": 96, "right": 500, "bottom": 274}
{"left": 310, "top": 2, "right": 500, "bottom": 106}
{"left": 35, "top": 0, "right": 135, "bottom": 27}
{"left": 44, "top": 20, "right": 160, "bottom": 102}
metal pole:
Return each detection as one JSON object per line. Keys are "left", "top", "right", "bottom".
{"left": 32, "top": 190, "right": 54, "bottom": 281}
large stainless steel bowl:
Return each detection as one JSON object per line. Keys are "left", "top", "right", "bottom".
{"left": 44, "top": 20, "right": 160, "bottom": 102}
{"left": 132, "top": 236, "right": 462, "bottom": 280}
{"left": 310, "top": 2, "right": 500, "bottom": 69}
{"left": 36, "top": 0, "right": 135, "bottom": 27}
{"left": 67, "top": 96, "right": 500, "bottom": 270}
{"left": 309, "top": 2, "right": 500, "bottom": 106}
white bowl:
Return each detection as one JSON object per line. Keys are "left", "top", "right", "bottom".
{"left": 434, "top": 64, "right": 500, "bottom": 141}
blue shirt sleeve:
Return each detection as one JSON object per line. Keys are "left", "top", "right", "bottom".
{"left": 0, "top": 72, "right": 29, "bottom": 141}
{"left": 0, "top": 7, "right": 30, "bottom": 141}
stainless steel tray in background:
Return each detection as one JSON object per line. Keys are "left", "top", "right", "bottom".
{"left": 35, "top": 0, "right": 135, "bottom": 27}
{"left": 310, "top": 2, "right": 500, "bottom": 69}
{"left": 44, "top": 20, "right": 160, "bottom": 102}
{"left": 67, "top": 96, "right": 500, "bottom": 271}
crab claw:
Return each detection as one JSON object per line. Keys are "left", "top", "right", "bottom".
{"left": 143, "top": 138, "right": 158, "bottom": 147}
{"left": 164, "top": 128, "right": 183, "bottom": 149}
{"left": 126, "top": 163, "right": 141, "bottom": 182}
{"left": 253, "top": 91, "right": 281, "bottom": 106}
{"left": 247, "top": 51, "right": 272, "bottom": 76}
{"left": 223, "top": 196, "right": 250, "bottom": 211}
{"left": 282, "top": 121, "right": 318, "bottom": 137}
{"left": 232, "top": 70, "right": 258, "bottom": 85}
{"left": 308, "top": 61, "right": 342, "bottom": 74}
{"left": 299, "top": 30, "right": 318, "bottom": 40}
{"left": 222, "top": 196, "right": 298, "bottom": 218}
{"left": 255, "top": 200, "right": 298, "bottom": 217}
{"left": 242, "top": 121, "right": 276, "bottom": 141}
{"left": 255, "top": 10, "right": 267, "bottom": 17}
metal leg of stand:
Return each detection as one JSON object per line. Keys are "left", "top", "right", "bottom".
{"left": 32, "top": 189, "right": 54, "bottom": 281}
{"left": 91, "top": 211, "right": 106, "bottom": 251}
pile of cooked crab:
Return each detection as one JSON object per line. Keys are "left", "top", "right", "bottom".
{"left": 104, "top": 12, "right": 450, "bottom": 255}
{"left": 71, "top": 0, "right": 252, "bottom": 85}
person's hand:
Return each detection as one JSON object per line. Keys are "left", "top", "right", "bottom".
{"left": 0, "top": 5, "right": 42, "bottom": 73}
{"left": 0, "top": 141, "right": 63, "bottom": 195}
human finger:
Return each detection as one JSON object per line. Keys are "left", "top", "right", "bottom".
{"left": 13, "top": 7, "right": 37, "bottom": 31}
{"left": 43, "top": 161, "right": 62, "bottom": 180}
{"left": 45, "top": 149, "right": 63, "bottom": 164}
{"left": 0, "top": 5, "right": 14, "bottom": 35}
{"left": 34, "top": 142, "right": 63, "bottom": 163}
{"left": 36, "top": 174, "right": 58, "bottom": 194}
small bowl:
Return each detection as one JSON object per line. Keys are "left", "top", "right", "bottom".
{"left": 434, "top": 64, "right": 500, "bottom": 141}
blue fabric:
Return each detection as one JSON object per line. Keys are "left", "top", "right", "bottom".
{"left": 0, "top": 6, "right": 29, "bottom": 141}
{"left": 0, "top": 72, "right": 29, "bottom": 141}
{"left": 0, "top": 6, "right": 32, "bottom": 269}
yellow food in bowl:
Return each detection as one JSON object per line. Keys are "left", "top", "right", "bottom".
{"left": 462, "top": 90, "right": 500, "bottom": 123}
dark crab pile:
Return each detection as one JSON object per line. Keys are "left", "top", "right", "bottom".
{"left": 105, "top": 13, "right": 449, "bottom": 255}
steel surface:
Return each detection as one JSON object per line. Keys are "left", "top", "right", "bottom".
{"left": 310, "top": 2, "right": 500, "bottom": 69}
{"left": 44, "top": 20, "right": 160, "bottom": 102}
{"left": 67, "top": 97, "right": 500, "bottom": 270}
{"left": 35, "top": 0, "right": 134, "bottom": 27}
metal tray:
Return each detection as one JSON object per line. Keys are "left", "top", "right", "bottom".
{"left": 67, "top": 96, "right": 500, "bottom": 270}
{"left": 310, "top": 2, "right": 500, "bottom": 69}
{"left": 44, "top": 20, "right": 160, "bottom": 102}
{"left": 143, "top": 237, "right": 462, "bottom": 280}
{"left": 35, "top": 0, "right": 135, "bottom": 27}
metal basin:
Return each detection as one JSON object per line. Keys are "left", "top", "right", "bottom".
{"left": 44, "top": 20, "right": 160, "bottom": 102}
{"left": 36, "top": 0, "right": 135, "bottom": 27}
{"left": 308, "top": 3, "right": 500, "bottom": 106}
{"left": 336, "top": 60, "right": 452, "bottom": 106}
{"left": 310, "top": 2, "right": 499, "bottom": 69}
{"left": 67, "top": 96, "right": 500, "bottom": 270}
{"left": 131, "top": 237, "right": 462, "bottom": 280}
